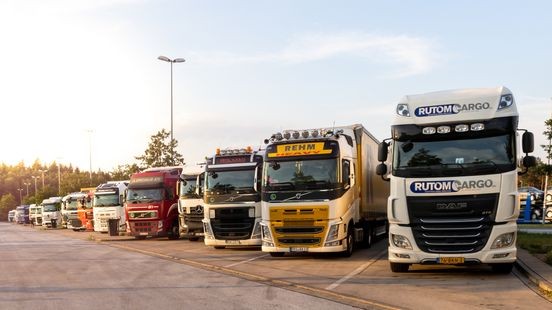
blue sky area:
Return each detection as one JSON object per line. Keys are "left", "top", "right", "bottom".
{"left": 0, "top": 0, "right": 550, "bottom": 171}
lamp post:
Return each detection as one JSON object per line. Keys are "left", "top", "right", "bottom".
{"left": 17, "top": 188, "right": 23, "bottom": 205}
{"left": 32, "top": 176, "right": 39, "bottom": 194}
{"left": 157, "top": 55, "right": 185, "bottom": 152}
{"left": 38, "top": 169, "right": 47, "bottom": 189}
{"left": 23, "top": 182, "right": 30, "bottom": 196}
{"left": 86, "top": 130, "right": 93, "bottom": 185}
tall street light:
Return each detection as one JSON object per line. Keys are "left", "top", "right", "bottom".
{"left": 157, "top": 55, "right": 185, "bottom": 150}
{"left": 86, "top": 130, "right": 93, "bottom": 185}
{"left": 23, "top": 182, "right": 31, "bottom": 196}
{"left": 17, "top": 188, "right": 23, "bottom": 205}
{"left": 31, "top": 175, "right": 40, "bottom": 196}
{"left": 38, "top": 169, "right": 47, "bottom": 189}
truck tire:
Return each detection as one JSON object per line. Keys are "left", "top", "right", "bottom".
{"left": 135, "top": 236, "right": 147, "bottom": 240}
{"left": 361, "top": 225, "right": 373, "bottom": 248}
{"left": 340, "top": 226, "right": 354, "bottom": 257}
{"left": 270, "top": 252, "right": 285, "bottom": 257}
{"left": 214, "top": 246, "right": 226, "bottom": 249}
{"left": 491, "top": 263, "right": 513, "bottom": 274}
{"left": 390, "top": 262, "right": 410, "bottom": 273}
{"left": 188, "top": 236, "right": 200, "bottom": 241}
{"left": 168, "top": 221, "right": 180, "bottom": 240}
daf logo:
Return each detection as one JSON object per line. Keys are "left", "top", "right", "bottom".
{"left": 195, "top": 205, "right": 203, "bottom": 214}
{"left": 436, "top": 202, "right": 468, "bottom": 210}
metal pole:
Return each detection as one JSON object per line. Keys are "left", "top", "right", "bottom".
{"left": 87, "top": 130, "right": 93, "bottom": 185}
{"left": 58, "top": 163, "right": 61, "bottom": 195}
{"left": 170, "top": 60, "right": 174, "bottom": 144}
{"left": 18, "top": 189, "right": 23, "bottom": 205}
{"left": 544, "top": 99, "right": 552, "bottom": 224}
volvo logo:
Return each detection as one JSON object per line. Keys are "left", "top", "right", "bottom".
{"left": 436, "top": 202, "right": 467, "bottom": 210}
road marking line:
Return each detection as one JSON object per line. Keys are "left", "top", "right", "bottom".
{"left": 325, "top": 248, "right": 387, "bottom": 291}
{"left": 224, "top": 254, "right": 270, "bottom": 268}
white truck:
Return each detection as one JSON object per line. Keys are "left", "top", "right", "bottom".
{"left": 62, "top": 192, "right": 87, "bottom": 229}
{"left": 260, "top": 124, "right": 389, "bottom": 257}
{"left": 41, "top": 197, "right": 63, "bottom": 228}
{"left": 376, "top": 86, "right": 536, "bottom": 273}
{"left": 177, "top": 165, "right": 205, "bottom": 241}
{"left": 202, "top": 147, "right": 264, "bottom": 248}
{"left": 93, "top": 181, "right": 129, "bottom": 233}
{"left": 29, "top": 204, "right": 42, "bottom": 226}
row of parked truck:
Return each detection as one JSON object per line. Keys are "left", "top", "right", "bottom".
{"left": 9, "top": 87, "right": 538, "bottom": 273}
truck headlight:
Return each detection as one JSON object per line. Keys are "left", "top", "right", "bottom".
{"left": 491, "top": 232, "right": 515, "bottom": 249}
{"left": 391, "top": 234, "right": 412, "bottom": 250}
{"left": 251, "top": 222, "right": 261, "bottom": 239}
{"left": 203, "top": 222, "right": 214, "bottom": 239}
{"left": 261, "top": 224, "right": 273, "bottom": 242}
{"left": 326, "top": 224, "right": 340, "bottom": 242}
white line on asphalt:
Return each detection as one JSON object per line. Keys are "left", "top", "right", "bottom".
{"left": 224, "top": 254, "right": 270, "bottom": 268}
{"left": 325, "top": 249, "right": 387, "bottom": 291}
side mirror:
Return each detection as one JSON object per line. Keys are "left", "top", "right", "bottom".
{"left": 376, "top": 163, "right": 387, "bottom": 176}
{"left": 522, "top": 131, "right": 534, "bottom": 153}
{"left": 254, "top": 166, "right": 260, "bottom": 192}
{"left": 378, "top": 142, "right": 389, "bottom": 162}
{"left": 523, "top": 155, "right": 537, "bottom": 168}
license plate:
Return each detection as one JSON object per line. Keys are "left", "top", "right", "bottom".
{"left": 225, "top": 240, "right": 241, "bottom": 245}
{"left": 290, "top": 247, "right": 308, "bottom": 252}
{"left": 438, "top": 257, "right": 465, "bottom": 264}
{"left": 139, "top": 232, "right": 148, "bottom": 236}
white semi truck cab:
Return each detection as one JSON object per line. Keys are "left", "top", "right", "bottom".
{"left": 41, "top": 197, "right": 63, "bottom": 228}
{"left": 93, "top": 181, "right": 129, "bottom": 233}
{"left": 377, "top": 87, "right": 536, "bottom": 273}
{"left": 177, "top": 165, "right": 205, "bottom": 241}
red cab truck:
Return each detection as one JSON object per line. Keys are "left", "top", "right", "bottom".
{"left": 125, "top": 166, "right": 182, "bottom": 240}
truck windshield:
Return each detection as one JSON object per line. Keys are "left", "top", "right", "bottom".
{"left": 263, "top": 159, "right": 338, "bottom": 191}
{"left": 65, "top": 200, "right": 79, "bottom": 210}
{"left": 180, "top": 178, "right": 199, "bottom": 198}
{"left": 393, "top": 134, "right": 515, "bottom": 177}
{"left": 126, "top": 188, "right": 164, "bottom": 203}
{"left": 94, "top": 193, "right": 119, "bottom": 207}
{"left": 43, "top": 204, "right": 57, "bottom": 212}
{"left": 206, "top": 169, "right": 255, "bottom": 193}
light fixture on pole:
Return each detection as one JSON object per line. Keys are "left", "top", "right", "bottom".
{"left": 31, "top": 176, "right": 39, "bottom": 194}
{"left": 157, "top": 55, "right": 185, "bottom": 157}
{"left": 23, "top": 182, "right": 31, "bottom": 196}
{"left": 38, "top": 169, "right": 47, "bottom": 189}
{"left": 17, "top": 188, "right": 23, "bottom": 205}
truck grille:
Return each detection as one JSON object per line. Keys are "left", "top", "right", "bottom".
{"left": 184, "top": 206, "right": 204, "bottom": 224}
{"left": 211, "top": 207, "right": 254, "bottom": 240}
{"left": 130, "top": 221, "right": 155, "bottom": 233}
{"left": 278, "top": 238, "right": 320, "bottom": 244}
{"left": 407, "top": 194, "right": 498, "bottom": 254}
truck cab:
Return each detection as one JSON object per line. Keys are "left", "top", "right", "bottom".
{"left": 62, "top": 192, "right": 87, "bottom": 229}
{"left": 93, "top": 181, "right": 129, "bottom": 233}
{"left": 41, "top": 197, "right": 62, "bottom": 228}
{"left": 377, "top": 87, "right": 536, "bottom": 273}
{"left": 29, "top": 204, "right": 42, "bottom": 226}
{"left": 202, "top": 147, "right": 264, "bottom": 248}
{"left": 125, "top": 167, "right": 182, "bottom": 240}
{"left": 177, "top": 165, "right": 205, "bottom": 241}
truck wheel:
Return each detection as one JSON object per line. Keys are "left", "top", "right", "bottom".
{"left": 168, "top": 221, "right": 180, "bottom": 240}
{"left": 390, "top": 262, "right": 410, "bottom": 273}
{"left": 188, "top": 236, "right": 200, "bottom": 241}
{"left": 491, "top": 263, "right": 513, "bottom": 274}
{"left": 362, "top": 225, "right": 373, "bottom": 248}
{"left": 341, "top": 227, "right": 354, "bottom": 257}
{"left": 270, "top": 252, "right": 285, "bottom": 257}
{"left": 214, "top": 246, "right": 226, "bottom": 249}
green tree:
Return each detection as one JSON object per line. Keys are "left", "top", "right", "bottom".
{"left": 135, "top": 129, "right": 185, "bottom": 168}
{"left": 0, "top": 193, "right": 16, "bottom": 221}
{"left": 542, "top": 118, "right": 552, "bottom": 162}
{"left": 110, "top": 164, "right": 141, "bottom": 180}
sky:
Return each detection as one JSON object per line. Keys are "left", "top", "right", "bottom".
{"left": 1, "top": 0, "right": 551, "bottom": 172}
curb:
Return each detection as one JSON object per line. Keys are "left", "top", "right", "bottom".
{"left": 515, "top": 259, "right": 552, "bottom": 295}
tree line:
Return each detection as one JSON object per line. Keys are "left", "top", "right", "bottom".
{"left": 0, "top": 129, "right": 184, "bottom": 220}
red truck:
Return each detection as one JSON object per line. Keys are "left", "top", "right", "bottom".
{"left": 125, "top": 166, "right": 183, "bottom": 240}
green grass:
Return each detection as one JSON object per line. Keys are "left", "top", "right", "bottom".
{"left": 517, "top": 232, "right": 552, "bottom": 266}
{"left": 518, "top": 224, "right": 552, "bottom": 229}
